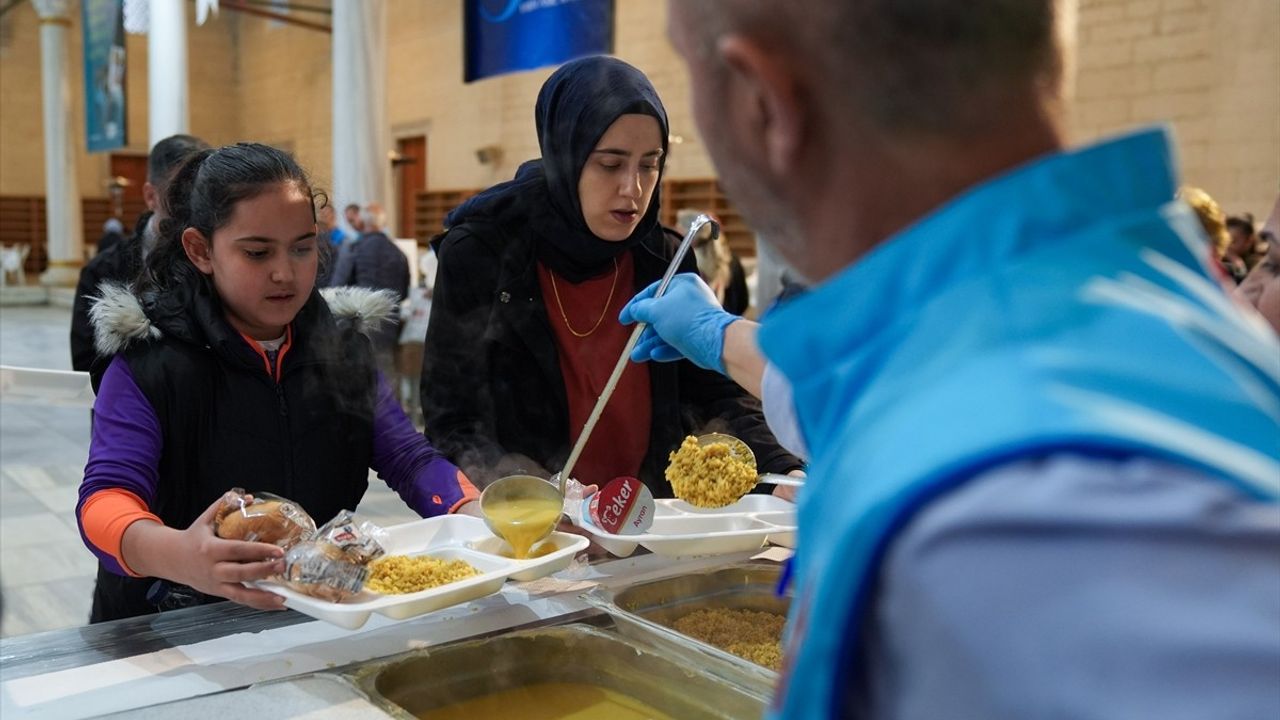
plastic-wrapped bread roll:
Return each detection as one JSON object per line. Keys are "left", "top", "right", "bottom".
{"left": 213, "top": 488, "right": 316, "bottom": 549}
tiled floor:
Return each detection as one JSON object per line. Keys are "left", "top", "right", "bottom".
{"left": 0, "top": 304, "right": 418, "bottom": 638}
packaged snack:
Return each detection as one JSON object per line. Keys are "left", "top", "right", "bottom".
{"left": 279, "top": 511, "right": 389, "bottom": 602}
{"left": 313, "top": 510, "right": 388, "bottom": 565}
{"left": 282, "top": 540, "right": 369, "bottom": 603}
{"left": 214, "top": 488, "right": 315, "bottom": 548}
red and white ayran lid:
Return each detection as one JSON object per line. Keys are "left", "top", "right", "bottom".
{"left": 588, "top": 476, "right": 655, "bottom": 535}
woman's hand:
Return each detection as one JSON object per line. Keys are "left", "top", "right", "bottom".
{"left": 121, "top": 496, "right": 288, "bottom": 612}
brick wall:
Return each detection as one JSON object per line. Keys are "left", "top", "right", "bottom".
{"left": 1069, "top": 0, "right": 1280, "bottom": 220}
{"left": 0, "top": 0, "right": 711, "bottom": 202}
{"left": 383, "top": 0, "right": 715, "bottom": 192}
{"left": 0, "top": 2, "right": 239, "bottom": 198}
{"left": 228, "top": 12, "right": 332, "bottom": 187}
{"left": 2, "top": 0, "right": 1275, "bottom": 222}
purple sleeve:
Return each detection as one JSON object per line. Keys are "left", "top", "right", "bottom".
{"left": 369, "top": 372, "right": 475, "bottom": 517}
{"left": 76, "top": 356, "right": 164, "bottom": 575}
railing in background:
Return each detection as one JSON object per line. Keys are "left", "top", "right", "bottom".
{"left": 0, "top": 196, "right": 148, "bottom": 275}
{"left": 410, "top": 179, "right": 757, "bottom": 258}
{"left": 0, "top": 366, "right": 94, "bottom": 407}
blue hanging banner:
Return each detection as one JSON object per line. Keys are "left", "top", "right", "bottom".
{"left": 464, "top": 0, "right": 614, "bottom": 83}
{"left": 81, "top": 0, "right": 128, "bottom": 153}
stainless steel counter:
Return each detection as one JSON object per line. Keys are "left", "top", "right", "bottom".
{"left": 0, "top": 549, "right": 786, "bottom": 719}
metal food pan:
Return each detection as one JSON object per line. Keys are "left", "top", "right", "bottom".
{"left": 584, "top": 563, "right": 790, "bottom": 691}
{"left": 352, "top": 623, "right": 766, "bottom": 719}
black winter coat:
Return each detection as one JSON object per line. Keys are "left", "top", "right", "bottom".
{"left": 326, "top": 231, "right": 411, "bottom": 353}
{"left": 420, "top": 219, "right": 802, "bottom": 495}
{"left": 87, "top": 279, "right": 386, "bottom": 622}
{"left": 71, "top": 213, "right": 148, "bottom": 391}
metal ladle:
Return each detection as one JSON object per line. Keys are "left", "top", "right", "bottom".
{"left": 480, "top": 215, "right": 720, "bottom": 545}
{"left": 696, "top": 432, "right": 805, "bottom": 492}
{"left": 478, "top": 473, "right": 563, "bottom": 556}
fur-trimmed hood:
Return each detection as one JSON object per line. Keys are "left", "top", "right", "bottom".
{"left": 90, "top": 282, "right": 399, "bottom": 357}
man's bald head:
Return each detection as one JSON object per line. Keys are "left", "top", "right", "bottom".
{"left": 674, "top": 0, "right": 1064, "bottom": 137}
{"left": 668, "top": 0, "right": 1068, "bottom": 282}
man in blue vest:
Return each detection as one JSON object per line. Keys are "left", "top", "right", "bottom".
{"left": 623, "top": 2, "right": 1280, "bottom": 717}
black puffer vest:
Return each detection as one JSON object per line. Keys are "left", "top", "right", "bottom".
{"left": 89, "top": 279, "right": 389, "bottom": 622}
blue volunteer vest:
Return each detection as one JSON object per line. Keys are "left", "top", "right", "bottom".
{"left": 759, "top": 128, "right": 1280, "bottom": 718}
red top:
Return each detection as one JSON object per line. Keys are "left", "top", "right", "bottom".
{"left": 537, "top": 252, "right": 652, "bottom": 488}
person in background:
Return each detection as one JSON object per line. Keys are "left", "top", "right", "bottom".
{"left": 1226, "top": 213, "right": 1263, "bottom": 273}
{"left": 1235, "top": 196, "right": 1280, "bottom": 336}
{"left": 1179, "top": 186, "right": 1241, "bottom": 283}
{"left": 657, "top": 1, "right": 1280, "bottom": 717}
{"left": 96, "top": 217, "right": 127, "bottom": 257}
{"left": 677, "top": 208, "right": 750, "bottom": 316}
{"left": 420, "top": 55, "right": 800, "bottom": 492}
{"left": 343, "top": 202, "right": 365, "bottom": 237}
{"left": 318, "top": 204, "right": 346, "bottom": 249}
{"left": 305, "top": 201, "right": 358, "bottom": 291}
{"left": 313, "top": 204, "right": 341, "bottom": 286}
{"left": 327, "top": 203, "right": 410, "bottom": 380}
{"left": 72, "top": 134, "right": 210, "bottom": 390}
{"left": 78, "top": 143, "right": 478, "bottom": 623}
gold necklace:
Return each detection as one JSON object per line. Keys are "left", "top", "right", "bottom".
{"left": 549, "top": 258, "right": 619, "bottom": 338}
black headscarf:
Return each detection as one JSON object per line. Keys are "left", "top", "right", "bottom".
{"left": 446, "top": 55, "right": 669, "bottom": 282}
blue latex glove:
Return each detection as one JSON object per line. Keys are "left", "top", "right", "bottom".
{"left": 618, "top": 273, "right": 737, "bottom": 374}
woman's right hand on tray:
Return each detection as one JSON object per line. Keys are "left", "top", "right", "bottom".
{"left": 121, "top": 496, "right": 288, "bottom": 612}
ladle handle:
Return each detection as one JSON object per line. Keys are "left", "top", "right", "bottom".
{"left": 757, "top": 473, "right": 805, "bottom": 488}
{"left": 558, "top": 215, "right": 720, "bottom": 493}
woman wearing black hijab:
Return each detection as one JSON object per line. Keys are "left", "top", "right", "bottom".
{"left": 419, "top": 56, "right": 801, "bottom": 495}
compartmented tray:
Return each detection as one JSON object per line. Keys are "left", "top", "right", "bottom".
{"left": 351, "top": 622, "right": 768, "bottom": 719}
{"left": 583, "top": 563, "right": 791, "bottom": 693}
{"left": 574, "top": 494, "right": 796, "bottom": 557}
{"left": 255, "top": 514, "right": 589, "bottom": 629}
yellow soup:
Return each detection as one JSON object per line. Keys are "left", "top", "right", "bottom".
{"left": 484, "top": 497, "right": 563, "bottom": 559}
{"left": 416, "top": 682, "right": 673, "bottom": 720}
{"left": 492, "top": 541, "right": 558, "bottom": 560}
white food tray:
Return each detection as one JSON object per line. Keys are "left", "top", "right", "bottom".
{"left": 574, "top": 494, "right": 796, "bottom": 557}
{"left": 256, "top": 514, "right": 588, "bottom": 629}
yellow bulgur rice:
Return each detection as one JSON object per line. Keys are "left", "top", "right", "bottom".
{"left": 364, "top": 554, "right": 480, "bottom": 595}
{"left": 672, "top": 608, "right": 785, "bottom": 671}
{"left": 666, "top": 435, "right": 758, "bottom": 508}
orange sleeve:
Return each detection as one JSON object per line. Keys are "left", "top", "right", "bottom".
{"left": 80, "top": 488, "right": 162, "bottom": 577}
{"left": 448, "top": 469, "right": 481, "bottom": 513}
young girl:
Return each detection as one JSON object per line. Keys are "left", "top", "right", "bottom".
{"left": 78, "top": 143, "right": 479, "bottom": 623}
{"left": 420, "top": 56, "right": 801, "bottom": 493}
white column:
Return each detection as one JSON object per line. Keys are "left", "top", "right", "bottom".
{"left": 332, "top": 0, "right": 390, "bottom": 227}
{"left": 33, "top": 0, "right": 84, "bottom": 287}
{"left": 148, "top": 0, "right": 189, "bottom": 144}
